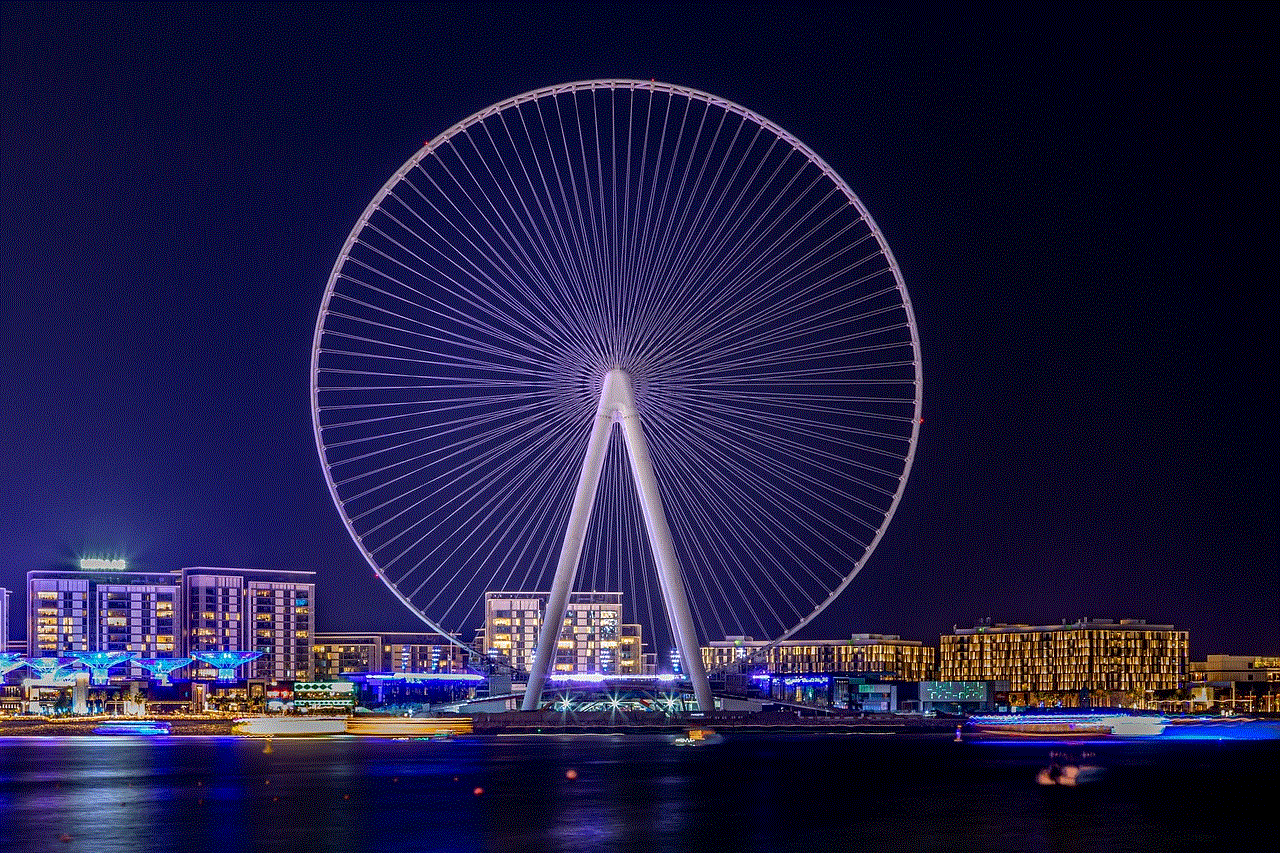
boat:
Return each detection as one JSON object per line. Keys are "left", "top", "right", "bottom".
{"left": 673, "top": 727, "right": 724, "bottom": 746}
{"left": 965, "top": 712, "right": 1168, "bottom": 739}
{"left": 345, "top": 715, "right": 473, "bottom": 737}
{"left": 233, "top": 716, "right": 349, "bottom": 737}
{"left": 93, "top": 719, "right": 171, "bottom": 736}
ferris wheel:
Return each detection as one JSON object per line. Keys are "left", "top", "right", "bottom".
{"left": 311, "top": 80, "right": 921, "bottom": 710}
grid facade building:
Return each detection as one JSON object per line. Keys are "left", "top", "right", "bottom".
{"left": 702, "top": 634, "right": 935, "bottom": 680}
{"left": 27, "top": 569, "right": 182, "bottom": 679}
{"left": 479, "top": 591, "right": 644, "bottom": 676}
{"left": 939, "top": 619, "right": 1188, "bottom": 698}
{"left": 181, "top": 568, "right": 315, "bottom": 682}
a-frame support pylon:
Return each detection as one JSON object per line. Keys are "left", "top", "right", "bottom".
{"left": 521, "top": 369, "right": 714, "bottom": 712}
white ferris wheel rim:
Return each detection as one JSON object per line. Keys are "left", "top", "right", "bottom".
{"left": 310, "top": 79, "right": 922, "bottom": 655}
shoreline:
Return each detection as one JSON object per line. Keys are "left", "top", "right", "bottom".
{"left": 0, "top": 712, "right": 959, "bottom": 738}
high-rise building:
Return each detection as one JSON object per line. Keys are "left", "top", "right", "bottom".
{"left": 27, "top": 565, "right": 182, "bottom": 679}
{"left": 181, "top": 568, "right": 315, "bottom": 683}
{"left": 939, "top": 618, "right": 1188, "bottom": 702}
{"left": 702, "top": 634, "right": 935, "bottom": 680}
{"left": 479, "top": 591, "right": 644, "bottom": 676}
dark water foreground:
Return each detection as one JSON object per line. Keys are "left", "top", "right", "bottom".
{"left": 1, "top": 733, "right": 1274, "bottom": 853}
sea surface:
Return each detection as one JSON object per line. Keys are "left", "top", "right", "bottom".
{"left": 1, "top": 731, "right": 1275, "bottom": 852}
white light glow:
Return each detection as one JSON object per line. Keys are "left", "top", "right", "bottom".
{"left": 79, "top": 558, "right": 127, "bottom": 570}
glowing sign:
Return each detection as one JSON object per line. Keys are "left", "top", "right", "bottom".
{"left": 79, "top": 558, "right": 127, "bottom": 570}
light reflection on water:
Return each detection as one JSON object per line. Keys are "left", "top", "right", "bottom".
{"left": 0, "top": 733, "right": 1274, "bottom": 852}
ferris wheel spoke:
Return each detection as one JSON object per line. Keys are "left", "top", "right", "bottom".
{"left": 656, "top": 406, "right": 863, "bottom": 579}
{"left": 479, "top": 115, "right": 607, "bottom": 354}
{"left": 331, "top": 399, "right": 581, "bottom": 501}
{"left": 326, "top": 284, "right": 544, "bottom": 369}
{"left": 432, "top": 137, "right": 604, "bottom": 364}
{"left": 442, "top": 131, "right": 611, "bottom": 362}
{"left": 433, "top": 133, "right": 602, "bottom": 358}
{"left": 631, "top": 101, "right": 732, "bottom": 326}
{"left": 654, "top": 443, "right": 789, "bottom": 636}
{"left": 319, "top": 394, "right": 561, "bottom": 453}
{"left": 376, "top": 193, "right": 586, "bottom": 356}
{"left": 546, "top": 94, "right": 614, "bottom": 353}
{"left": 404, "top": 425, "right": 580, "bottom": 607}
{"left": 652, "top": 433, "right": 808, "bottom": 631}
{"left": 647, "top": 402, "right": 889, "bottom": 547}
{"left": 626, "top": 91, "right": 690, "bottom": 358}
{"left": 359, "top": 217, "right": 576, "bottom": 356}
{"left": 635, "top": 183, "right": 850, "bottom": 365}
{"left": 421, "top": 425, "right": 588, "bottom": 620}
{"left": 376, "top": 407, "right": 588, "bottom": 583}
{"left": 334, "top": 263, "right": 556, "bottom": 369}
{"left": 642, "top": 129, "right": 787, "bottom": 326}
{"left": 649, "top": 108, "right": 753, "bottom": 297}
{"left": 628, "top": 97, "right": 714, "bottom": 350}
{"left": 667, "top": 402, "right": 903, "bottom": 507}
{"left": 408, "top": 427, "right": 584, "bottom": 612}
{"left": 318, "top": 389, "right": 555, "bottom": 435}
{"left": 679, "top": 274, "right": 901, "bottom": 367}
{"left": 507, "top": 107, "right": 599, "bottom": 330}
{"left": 660, "top": 213, "right": 872, "bottom": 355}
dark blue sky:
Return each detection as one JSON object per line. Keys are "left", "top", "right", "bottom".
{"left": 1, "top": 2, "right": 1274, "bottom": 655}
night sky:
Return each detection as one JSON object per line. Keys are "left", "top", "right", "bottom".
{"left": 2, "top": 3, "right": 1274, "bottom": 656}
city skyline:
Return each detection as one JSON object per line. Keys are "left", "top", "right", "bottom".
{"left": 1, "top": 4, "right": 1274, "bottom": 658}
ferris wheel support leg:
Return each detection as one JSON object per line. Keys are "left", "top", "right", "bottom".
{"left": 520, "top": 391, "right": 616, "bottom": 712}
{"left": 611, "top": 377, "right": 715, "bottom": 714}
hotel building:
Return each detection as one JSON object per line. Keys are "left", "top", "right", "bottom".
{"left": 27, "top": 565, "right": 182, "bottom": 680}
{"left": 181, "top": 567, "right": 315, "bottom": 682}
{"left": 702, "top": 634, "right": 935, "bottom": 680}
{"left": 478, "top": 591, "right": 644, "bottom": 676}
{"left": 939, "top": 618, "right": 1188, "bottom": 702}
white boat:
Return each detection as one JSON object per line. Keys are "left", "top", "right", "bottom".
{"left": 967, "top": 712, "right": 1169, "bottom": 739}
{"left": 233, "top": 716, "right": 348, "bottom": 736}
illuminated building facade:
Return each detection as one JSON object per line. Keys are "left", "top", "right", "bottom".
{"left": 939, "top": 619, "right": 1188, "bottom": 703}
{"left": 1192, "top": 654, "right": 1280, "bottom": 713}
{"left": 26, "top": 566, "right": 182, "bottom": 680}
{"left": 479, "top": 591, "right": 643, "bottom": 676}
{"left": 181, "top": 567, "right": 315, "bottom": 682}
{"left": 702, "top": 634, "right": 935, "bottom": 681}
{"left": 1, "top": 587, "right": 9, "bottom": 653}
{"left": 312, "top": 632, "right": 471, "bottom": 680}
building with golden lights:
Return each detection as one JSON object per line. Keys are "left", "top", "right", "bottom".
{"left": 701, "top": 634, "right": 935, "bottom": 680}
{"left": 477, "top": 591, "right": 643, "bottom": 676}
{"left": 181, "top": 567, "right": 315, "bottom": 683}
{"left": 312, "top": 632, "right": 470, "bottom": 680}
{"left": 939, "top": 618, "right": 1188, "bottom": 704}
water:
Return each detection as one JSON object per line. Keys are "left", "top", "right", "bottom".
{"left": 1, "top": 733, "right": 1274, "bottom": 852}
